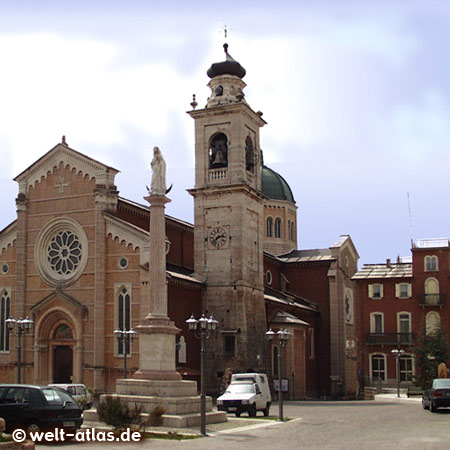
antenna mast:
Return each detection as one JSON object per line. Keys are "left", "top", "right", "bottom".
{"left": 407, "top": 192, "right": 414, "bottom": 247}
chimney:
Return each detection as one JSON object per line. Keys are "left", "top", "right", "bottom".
{"left": 386, "top": 258, "right": 391, "bottom": 268}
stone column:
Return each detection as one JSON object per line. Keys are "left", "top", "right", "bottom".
{"left": 133, "top": 193, "right": 181, "bottom": 381}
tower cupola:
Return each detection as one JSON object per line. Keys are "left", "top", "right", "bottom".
{"left": 206, "top": 44, "right": 248, "bottom": 108}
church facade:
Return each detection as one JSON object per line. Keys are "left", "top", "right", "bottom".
{"left": 0, "top": 45, "right": 358, "bottom": 399}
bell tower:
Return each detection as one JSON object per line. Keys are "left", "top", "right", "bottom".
{"left": 188, "top": 44, "right": 268, "bottom": 391}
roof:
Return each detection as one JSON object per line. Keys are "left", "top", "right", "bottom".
{"left": 262, "top": 165, "right": 295, "bottom": 203}
{"left": 352, "top": 263, "right": 412, "bottom": 280}
{"left": 414, "top": 238, "right": 450, "bottom": 249}
{"left": 269, "top": 311, "right": 309, "bottom": 327}
{"left": 278, "top": 248, "right": 335, "bottom": 263}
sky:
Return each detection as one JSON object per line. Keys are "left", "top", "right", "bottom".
{"left": 1, "top": 0, "right": 449, "bottom": 266}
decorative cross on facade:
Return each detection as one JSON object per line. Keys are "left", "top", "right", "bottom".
{"left": 55, "top": 176, "right": 69, "bottom": 193}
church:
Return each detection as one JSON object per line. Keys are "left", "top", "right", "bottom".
{"left": 0, "top": 43, "right": 359, "bottom": 399}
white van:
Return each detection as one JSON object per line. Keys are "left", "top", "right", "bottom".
{"left": 48, "top": 384, "right": 92, "bottom": 410}
{"left": 217, "top": 373, "right": 271, "bottom": 417}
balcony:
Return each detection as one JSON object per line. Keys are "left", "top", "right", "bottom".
{"left": 418, "top": 293, "right": 446, "bottom": 307}
{"left": 366, "top": 333, "right": 415, "bottom": 346}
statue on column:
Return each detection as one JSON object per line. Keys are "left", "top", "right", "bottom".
{"left": 150, "top": 146, "right": 167, "bottom": 195}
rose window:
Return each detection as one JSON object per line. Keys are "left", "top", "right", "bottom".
{"left": 47, "top": 231, "right": 82, "bottom": 275}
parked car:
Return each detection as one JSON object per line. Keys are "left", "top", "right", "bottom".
{"left": 48, "top": 383, "right": 92, "bottom": 410}
{"left": 0, "top": 384, "right": 83, "bottom": 434}
{"left": 217, "top": 373, "right": 271, "bottom": 417}
{"left": 422, "top": 378, "right": 450, "bottom": 412}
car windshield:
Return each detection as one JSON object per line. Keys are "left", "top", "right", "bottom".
{"left": 42, "top": 388, "right": 74, "bottom": 403}
{"left": 226, "top": 384, "right": 255, "bottom": 394}
{"left": 433, "top": 379, "right": 450, "bottom": 389}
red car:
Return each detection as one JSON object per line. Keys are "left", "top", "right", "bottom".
{"left": 422, "top": 379, "right": 450, "bottom": 412}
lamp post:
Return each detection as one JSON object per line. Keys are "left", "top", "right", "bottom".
{"left": 266, "top": 328, "right": 292, "bottom": 421}
{"left": 114, "top": 328, "right": 137, "bottom": 379}
{"left": 186, "top": 313, "right": 218, "bottom": 437}
{"left": 6, "top": 316, "right": 34, "bottom": 384}
{"left": 391, "top": 348, "right": 405, "bottom": 398}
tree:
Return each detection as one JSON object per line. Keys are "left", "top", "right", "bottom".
{"left": 415, "top": 328, "right": 450, "bottom": 389}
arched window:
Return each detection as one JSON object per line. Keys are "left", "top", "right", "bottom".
{"left": 117, "top": 286, "right": 131, "bottom": 356}
{"left": 0, "top": 289, "right": 10, "bottom": 351}
{"left": 245, "top": 137, "right": 255, "bottom": 172}
{"left": 209, "top": 133, "right": 228, "bottom": 169}
{"left": 425, "top": 277, "right": 440, "bottom": 305}
{"left": 274, "top": 218, "right": 282, "bottom": 238}
{"left": 426, "top": 311, "right": 441, "bottom": 335}
{"left": 399, "top": 355, "right": 414, "bottom": 382}
{"left": 288, "top": 221, "right": 295, "bottom": 241}
{"left": 424, "top": 255, "right": 438, "bottom": 271}
{"left": 397, "top": 312, "right": 412, "bottom": 344}
{"left": 370, "top": 354, "right": 386, "bottom": 381}
{"left": 266, "top": 217, "right": 273, "bottom": 237}
{"left": 215, "top": 85, "right": 223, "bottom": 96}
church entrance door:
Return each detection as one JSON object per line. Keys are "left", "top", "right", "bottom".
{"left": 53, "top": 346, "right": 73, "bottom": 383}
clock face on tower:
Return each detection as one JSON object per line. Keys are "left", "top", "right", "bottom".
{"left": 208, "top": 226, "right": 229, "bottom": 249}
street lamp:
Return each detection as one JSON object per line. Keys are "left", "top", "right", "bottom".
{"left": 114, "top": 328, "right": 137, "bottom": 379}
{"left": 266, "top": 328, "right": 292, "bottom": 421}
{"left": 391, "top": 348, "right": 405, "bottom": 398}
{"left": 186, "top": 313, "right": 218, "bottom": 436}
{"left": 6, "top": 316, "right": 34, "bottom": 384}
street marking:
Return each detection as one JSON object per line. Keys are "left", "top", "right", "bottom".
{"left": 210, "top": 418, "right": 302, "bottom": 436}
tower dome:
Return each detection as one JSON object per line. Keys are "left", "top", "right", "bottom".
{"left": 207, "top": 43, "right": 246, "bottom": 79}
{"left": 262, "top": 165, "right": 295, "bottom": 203}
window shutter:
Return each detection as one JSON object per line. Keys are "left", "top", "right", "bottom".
{"left": 368, "top": 284, "right": 373, "bottom": 298}
{"left": 379, "top": 285, "right": 384, "bottom": 298}
{"left": 395, "top": 284, "right": 400, "bottom": 298}
{"left": 407, "top": 284, "right": 412, "bottom": 298}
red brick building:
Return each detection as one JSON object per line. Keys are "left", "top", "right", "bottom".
{"left": 354, "top": 238, "right": 450, "bottom": 388}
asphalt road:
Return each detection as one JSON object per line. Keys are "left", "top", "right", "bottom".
{"left": 37, "top": 399, "right": 450, "bottom": 450}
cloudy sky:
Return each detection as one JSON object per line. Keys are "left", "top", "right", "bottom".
{"left": 0, "top": 1, "right": 449, "bottom": 266}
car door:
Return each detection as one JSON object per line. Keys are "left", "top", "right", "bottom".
{"left": 0, "top": 387, "right": 31, "bottom": 430}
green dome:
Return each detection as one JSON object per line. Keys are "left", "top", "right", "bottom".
{"left": 261, "top": 165, "right": 295, "bottom": 203}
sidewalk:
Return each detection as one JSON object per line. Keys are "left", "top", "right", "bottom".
{"left": 374, "top": 393, "right": 422, "bottom": 403}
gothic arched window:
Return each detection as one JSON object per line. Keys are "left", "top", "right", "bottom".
{"left": 245, "top": 137, "right": 255, "bottom": 172}
{"left": 275, "top": 218, "right": 282, "bottom": 238}
{"left": 0, "top": 289, "right": 10, "bottom": 351}
{"left": 117, "top": 286, "right": 131, "bottom": 355}
{"left": 267, "top": 217, "right": 273, "bottom": 237}
{"left": 209, "top": 133, "right": 228, "bottom": 169}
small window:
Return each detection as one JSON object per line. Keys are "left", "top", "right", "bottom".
{"left": 266, "top": 270, "right": 273, "bottom": 286}
{"left": 118, "top": 257, "right": 128, "bottom": 270}
{"left": 215, "top": 85, "right": 223, "bottom": 96}
{"left": 425, "top": 255, "right": 438, "bottom": 271}
{"left": 395, "top": 283, "right": 411, "bottom": 299}
{"left": 1, "top": 264, "right": 8, "bottom": 275}
{"left": 368, "top": 284, "right": 383, "bottom": 299}
{"left": 370, "top": 313, "right": 384, "bottom": 334}
{"left": 245, "top": 137, "right": 255, "bottom": 172}
{"left": 224, "top": 335, "right": 235, "bottom": 357}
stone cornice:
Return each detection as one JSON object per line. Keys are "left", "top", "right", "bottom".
{"left": 104, "top": 213, "right": 148, "bottom": 251}
{"left": 14, "top": 143, "right": 119, "bottom": 194}
{"left": 0, "top": 222, "right": 17, "bottom": 255}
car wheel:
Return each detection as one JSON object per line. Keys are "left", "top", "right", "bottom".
{"left": 248, "top": 403, "right": 257, "bottom": 417}
{"left": 263, "top": 403, "right": 270, "bottom": 416}
{"left": 430, "top": 402, "right": 437, "bottom": 413}
{"left": 26, "top": 422, "right": 41, "bottom": 435}
{"left": 235, "top": 411, "right": 241, "bottom": 417}
{"left": 422, "top": 398, "right": 429, "bottom": 410}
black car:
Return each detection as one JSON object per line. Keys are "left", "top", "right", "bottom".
{"left": 422, "top": 378, "right": 450, "bottom": 412}
{"left": 0, "top": 384, "right": 83, "bottom": 434}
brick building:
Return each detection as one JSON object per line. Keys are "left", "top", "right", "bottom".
{"left": 0, "top": 44, "right": 358, "bottom": 398}
{"left": 354, "top": 238, "right": 450, "bottom": 388}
